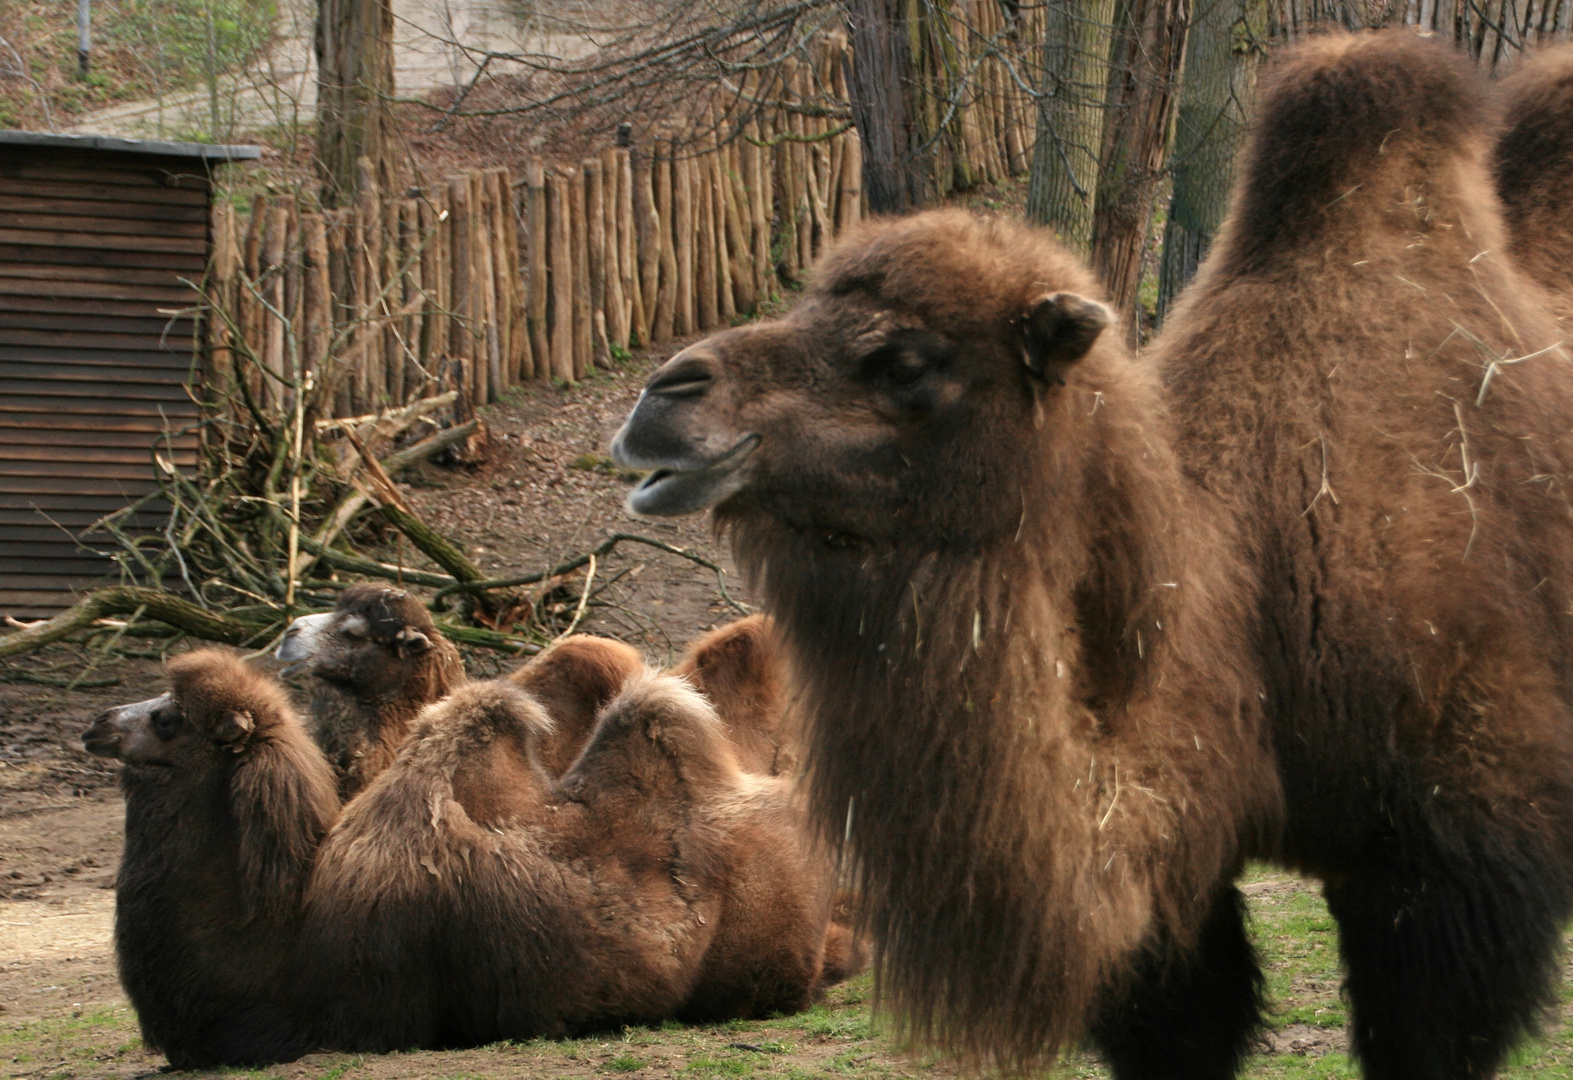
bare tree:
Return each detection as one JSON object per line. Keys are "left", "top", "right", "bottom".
{"left": 317, "top": 0, "right": 396, "bottom": 206}
{"left": 1157, "top": 0, "right": 1259, "bottom": 323}
{"left": 1092, "top": 0, "right": 1190, "bottom": 327}
{"left": 842, "top": 0, "right": 929, "bottom": 212}
{"left": 1027, "top": 0, "right": 1119, "bottom": 253}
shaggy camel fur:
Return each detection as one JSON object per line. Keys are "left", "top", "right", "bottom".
{"left": 1493, "top": 43, "right": 1573, "bottom": 322}
{"left": 82, "top": 650, "right": 337, "bottom": 1068}
{"left": 613, "top": 31, "right": 1573, "bottom": 1080}
{"left": 614, "top": 197, "right": 1276, "bottom": 1076}
{"left": 1157, "top": 33, "right": 1573, "bottom": 1078}
{"left": 300, "top": 672, "right": 846, "bottom": 1047}
{"left": 92, "top": 650, "right": 855, "bottom": 1064}
{"left": 277, "top": 584, "right": 464, "bottom": 798}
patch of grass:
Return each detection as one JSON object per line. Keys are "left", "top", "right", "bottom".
{"left": 684, "top": 1052, "right": 757, "bottom": 1077}
{"left": 608, "top": 1053, "right": 645, "bottom": 1071}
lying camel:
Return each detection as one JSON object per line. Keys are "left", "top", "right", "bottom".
{"left": 90, "top": 649, "right": 856, "bottom": 1065}
{"left": 84, "top": 650, "right": 336, "bottom": 1067}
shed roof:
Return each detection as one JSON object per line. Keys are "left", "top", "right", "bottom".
{"left": 0, "top": 130, "right": 260, "bottom": 161}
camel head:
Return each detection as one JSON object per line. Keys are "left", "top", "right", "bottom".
{"left": 277, "top": 584, "right": 462, "bottom": 703}
{"left": 612, "top": 210, "right": 1114, "bottom": 549}
{"left": 84, "top": 649, "right": 286, "bottom": 779}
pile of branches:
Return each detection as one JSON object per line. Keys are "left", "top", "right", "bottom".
{"left": 0, "top": 392, "right": 735, "bottom": 672}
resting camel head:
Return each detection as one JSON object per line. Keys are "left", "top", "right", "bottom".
{"left": 612, "top": 211, "right": 1115, "bottom": 549}
{"left": 83, "top": 649, "right": 291, "bottom": 780}
{"left": 276, "top": 583, "right": 462, "bottom": 703}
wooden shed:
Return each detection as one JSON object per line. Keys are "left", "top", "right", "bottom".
{"left": 0, "top": 131, "right": 258, "bottom": 619}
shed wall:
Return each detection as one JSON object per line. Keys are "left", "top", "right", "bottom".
{"left": 0, "top": 147, "right": 208, "bottom": 617}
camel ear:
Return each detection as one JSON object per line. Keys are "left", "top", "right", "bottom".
{"left": 393, "top": 626, "right": 432, "bottom": 657}
{"left": 213, "top": 709, "right": 254, "bottom": 749}
{"left": 1020, "top": 292, "right": 1111, "bottom": 384}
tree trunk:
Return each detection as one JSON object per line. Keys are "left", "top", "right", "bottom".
{"left": 845, "top": 0, "right": 928, "bottom": 213}
{"left": 1157, "top": 0, "right": 1260, "bottom": 325}
{"left": 316, "top": 0, "right": 396, "bottom": 208}
{"left": 1026, "top": 0, "right": 1120, "bottom": 253}
{"left": 1090, "top": 0, "right": 1191, "bottom": 333}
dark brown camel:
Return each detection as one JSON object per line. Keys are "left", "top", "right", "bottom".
{"left": 82, "top": 650, "right": 338, "bottom": 1068}
{"left": 91, "top": 650, "right": 857, "bottom": 1065}
{"left": 612, "top": 31, "right": 1573, "bottom": 1080}
{"left": 1157, "top": 33, "right": 1573, "bottom": 1078}
{"left": 276, "top": 584, "right": 464, "bottom": 798}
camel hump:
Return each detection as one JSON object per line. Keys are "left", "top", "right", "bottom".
{"left": 509, "top": 634, "right": 645, "bottom": 775}
{"left": 674, "top": 615, "right": 788, "bottom": 774}
{"left": 1494, "top": 44, "right": 1573, "bottom": 295}
{"left": 563, "top": 671, "right": 744, "bottom": 804}
{"left": 1496, "top": 44, "right": 1573, "bottom": 179}
{"left": 1228, "top": 30, "right": 1486, "bottom": 262}
{"left": 401, "top": 679, "right": 556, "bottom": 772}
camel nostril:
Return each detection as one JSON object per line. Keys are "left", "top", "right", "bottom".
{"left": 646, "top": 356, "right": 716, "bottom": 399}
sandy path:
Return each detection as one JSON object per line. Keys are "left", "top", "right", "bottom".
{"left": 65, "top": 0, "right": 595, "bottom": 141}
{"left": 0, "top": 799, "right": 124, "bottom": 1024}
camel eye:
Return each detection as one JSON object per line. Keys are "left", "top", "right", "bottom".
{"left": 151, "top": 702, "right": 183, "bottom": 740}
{"left": 864, "top": 345, "right": 928, "bottom": 387}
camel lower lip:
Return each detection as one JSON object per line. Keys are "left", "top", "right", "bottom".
{"left": 626, "top": 437, "right": 760, "bottom": 517}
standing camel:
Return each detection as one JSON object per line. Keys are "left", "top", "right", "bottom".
{"left": 611, "top": 31, "right": 1573, "bottom": 1080}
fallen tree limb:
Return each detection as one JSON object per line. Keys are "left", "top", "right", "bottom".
{"left": 0, "top": 587, "right": 273, "bottom": 660}
{"left": 438, "top": 622, "right": 543, "bottom": 655}
{"left": 312, "top": 419, "right": 480, "bottom": 557}
{"left": 296, "top": 537, "right": 457, "bottom": 589}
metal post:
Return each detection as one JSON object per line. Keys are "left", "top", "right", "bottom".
{"left": 77, "top": 0, "right": 90, "bottom": 77}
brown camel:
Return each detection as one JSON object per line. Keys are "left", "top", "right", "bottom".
{"left": 612, "top": 31, "right": 1573, "bottom": 1080}
{"left": 614, "top": 188, "right": 1276, "bottom": 1077}
{"left": 91, "top": 649, "right": 856, "bottom": 1064}
{"left": 82, "top": 650, "right": 338, "bottom": 1068}
{"left": 276, "top": 584, "right": 464, "bottom": 798}
{"left": 1493, "top": 43, "right": 1573, "bottom": 323}
{"left": 1157, "top": 33, "right": 1573, "bottom": 1078}
{"left": 299, "top": 669, "right": 848, "bottom": 1048}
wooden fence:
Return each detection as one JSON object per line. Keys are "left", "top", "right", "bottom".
{"left": 203, "top": 21, "right": 1039, "bottom": 421}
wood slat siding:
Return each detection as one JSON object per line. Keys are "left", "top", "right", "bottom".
{"left": 0, "top": 143, "right": 221, "bottom": 617}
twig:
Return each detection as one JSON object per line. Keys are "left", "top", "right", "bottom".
{"left": 310, "top": 419, "right": 480, "bottom": 558}
{"left": 430, "top": 532, "right": 748, "bottom": 615}
{"left": 553, "top": 554, "right": 598, "bottom": 643}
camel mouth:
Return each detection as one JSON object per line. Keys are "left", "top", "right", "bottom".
{"left": 623, "top": 435, "right": 761, "bottom": 517}
{"left": 276, "top": 612, "right": 334, "bottom": 674}
{"left": 81, "top": 725, "right": 122, "bottom": 759}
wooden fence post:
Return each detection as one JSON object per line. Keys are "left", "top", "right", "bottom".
{"left": 547, "top": 168, "right": 574, "bottom": 382}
